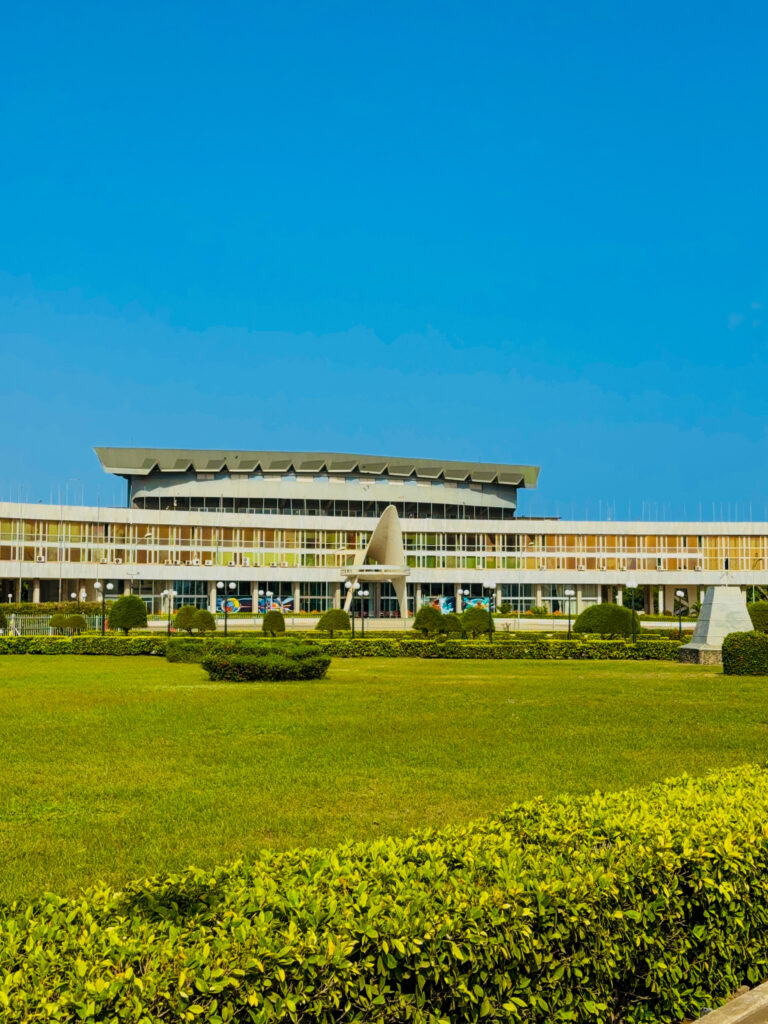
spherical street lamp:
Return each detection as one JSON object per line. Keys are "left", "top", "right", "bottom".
{"left": 483, "top": 582, "right": 496, "bottom": 644}
{"left": 675, "top": 589, "right": 686, "bottom": 639}
{"left": 161, "top": 588, "right": 177, "bottom": 635}
{"left": 217, "top": 580, "right": 237, "bottom": 635}
{"left": 457, "top": 587, "right": 470, "bottom": 613}
{"left": 564, "top": 588, "right": 575, "bottom": 639}
{"left": 94, "top": 581, "right": 114, "bottom": 634}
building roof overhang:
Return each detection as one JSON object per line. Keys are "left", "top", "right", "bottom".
{"left": 94, "top": 447, "right": 540, "bottom": 488}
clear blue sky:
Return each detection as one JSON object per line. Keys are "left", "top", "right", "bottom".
{"left": 1, "top": 0, "right": 766, "bottom": 519}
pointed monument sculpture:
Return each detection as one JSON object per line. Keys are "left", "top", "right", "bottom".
{"left": 680, "top": 585, "right": 753, "bottom": 665}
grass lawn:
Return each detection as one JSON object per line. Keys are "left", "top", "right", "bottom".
{"left": 0, "top": 654, "right": 765, "bottom": 900}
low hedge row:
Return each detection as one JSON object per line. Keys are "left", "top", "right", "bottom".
{"left": 2, "top": 765, "right": 768, "bottom": 1022}
{"left": 0, "top": 634, "right": 683, "bottom": 660}
{"left": 203, "top": 648, "right": 331, "bottom": 681}
{"left": 167, "top": 636, "right": 683, "bottom": 662}
{"left": 0, "top": 635, "right": 169, "bottom": 655}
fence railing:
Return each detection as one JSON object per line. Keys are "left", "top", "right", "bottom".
{"left": 2, "top": 615, "right": 102, "bottom": 636}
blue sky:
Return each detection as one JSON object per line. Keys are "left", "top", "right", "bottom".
{"left": 1, "top": 0, "right": 766, "bottom": 519}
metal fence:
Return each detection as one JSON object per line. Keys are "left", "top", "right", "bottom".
{"left": 2, "top": 615, "right": 102, "bottom": 636}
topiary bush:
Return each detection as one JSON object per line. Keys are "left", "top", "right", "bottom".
{"left": 748, "top": 601, "right": 768, "bottom": 633}
{"left": 49, "top": 613, "right": 68, "bottom": 633}
{"left": 63, "top": 614, "right": 87, "bottom": 634}
{"left": 108, "top": 594, "right": 148, "bottom": 634}
{"left": 573, "top": 601, "right": 640, "bottom": 637}
{"left": 722, "top": 631, "right": 768, "bottom": 675}
{"left": 461, "top": 605, "right": 494, "bottom": 637}
{"left": 174, "top": 605, "right": 197, "bottom": 634}
{"left": 413, "top": 605, "right": 444, "bottom": 636}
{"left": 262, "top": 609, "right": 286, "bottom": 636}
{"left": 193, "top": 608, "right": 216, "bottom": 633}
{"left": 316, "top": 608, "right": 351, "bottom": 636}
{"left": 528, "top": 604, "right": 550, "bottom": 617}
{"left": 442, "top": 611, "right": 463, "bottom": 634}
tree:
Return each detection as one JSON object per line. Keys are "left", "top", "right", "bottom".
{"left": 0, "top": 606, "right": 6, "bottom": 631}
{"left": 413, "top": 605, "right": 444, "bottom": 636}
{"left": 193, "top": 609, "right": 216, "bottom": 633}
{"left": 748, "top": 601, "right": 768, "bottom": 633}
{"left": 262, "top": 609, "right": 286, "bottom": 636}
{"left": 317, "top": 608, "right": 351, "bottom": 637}
{"left": 573, "top": 602, "right": 640, "bottom": 637}
{"left": 64, "top": 614, "right": 87, "bottom": 634}
{"left": 108, "top": 594, "right": 147, "bottom": 634}
{"left": 174, "top": 605, "right": 197, "bottom": 634}
{"left": 461, "top": 605, "right": 494, "bottom": 637}
{"left": 50, "top": 612, "right": 67, "bottom": 634}
{"left": 442, "top": 612, "right": 463, "bottom": 635}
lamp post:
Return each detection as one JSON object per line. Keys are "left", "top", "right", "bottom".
{"left": 675, "top": 589, "right": 686, "bottom": 639}
{"left": 564, "top": 588, "right": 575, "bottom": 639}
{"left": 483, "top": 582, "right": 495, "bottom": 644}
{"left": 161, "top": 589, "right": 177, "bottom": 635}
{"left": 344, "top": 581, "right": 360, "bottom": 638}
{"left": 70, "top": 591, "right": 78, "bottom": 610}
{"left": 627, "top": 578, "right": 638, "bottom": 643}
{"left": 359, "top": 588, "right": 370, "bottom": 637}
{"left": 457, "top": 587, "right": 470, "bottom": 614}
{"left": 217, "top": 581, "right": 237, "bottom": 635}
{"left": 93, "top": 581, "right": 114, "bottom": 634}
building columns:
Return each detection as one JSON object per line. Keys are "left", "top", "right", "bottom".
{"left": 455, "top": 583, "right": 463, "bottom": 613}
{"left": 495, "top": 583, "right": 502, "bottom": 611}
{"left": 645, "top": 586, "right": 654, "bottom": 615}
{"left": 535, "top": 583, "right": 542, "bottom": 606}
{"left": 292, "top": 581, "right": 301, "bottom": 614}
{"left": 657, "top": 587, "right": 665, "bottom": 615}
{"left": 576, "top": 585, "right": 583, "bottom": 613}
{"left": 615, "top": 584, "right": 624, "bottom": 606}
{"left": 32, "top": 578, "right": 40, "bottom": 604}
{"left": 332, "top": 582, "right": 341, "bottom": 608}
{"left": 208, "top": 581, "right": 218, "bottom": 613}
{"left": 415, "top": 583, "right": 422, "bottom": 609}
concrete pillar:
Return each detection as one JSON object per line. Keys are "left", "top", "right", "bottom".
{"left": 455, "top": 583, "right": 463, "bottom": 614}
{"left": 616, "top": 585, "right": 624, "bottom": 606}
{"left": 250, "top": 582, "right": 260, "bottom": 615}
{"left": 535, "top": 583, "right": 543, "bottom": 606}
{"left": 32, "top": 578, "right": 40, "bottom": 604}
{"left": 658, "top": 587, "right": 665, "bottom": 615}
{"left": 332, "top": 582, "right": 341, "bottom": 608}
{"left": 415, "top": 583, "right": 422, "bottom": 608}
{"left": 664, "top": 585, "right": 676, "bottom": 614}
{"left": 123, "top": 580, "right": 131, "bottom": 595}
{"left": 292, "top": 581, "right": 301, "bottom": 614}
{"left": 373, "top": 584, "right": 382, "bottom": 618}
{"left": 595, "top": 586, "right": 603, "bottom": 604}
{"left": 645, "top": 586, "right": 654, "bottom": 615}
{"left": 687, "top": 585, "right": 696, "bottom": 611}
{"left": 209, "top": 581, "right": 218, "bottom": 613}
{"left": 495, "top": 583, "right": 502, "bottom": 611}
{"left": 576, "top": 585, "right": 583, "bottom": 613}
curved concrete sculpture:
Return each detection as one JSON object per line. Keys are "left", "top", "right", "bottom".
{"left": 341, "top": 504, "right": 410, "bottom": 618}
{"left": 680, "top": 586, "right": 753, "bottom": 665}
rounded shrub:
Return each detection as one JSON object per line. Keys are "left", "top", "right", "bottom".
{"left": 748, "top": 601, "right": 768, "bottom": 633}
{"left": 317, "top": 608, "right": 351, "bottom": 636}
{"left": 262, "top": 609, "right": 286, "bottom": 636}
{"left": 64, "top": 614, "right": 87, "bottom": 634}
{"left": 442, "top": 612, "right": 463, "bottom": 634}
{"left": 174, "top": 605, "right": 197, "bottom": 634}
{"left": 49, "top": 613, "right": 68, "bottom": 633}
{"left": 413, "top": 605, "right": 444, "bottom": 636}
{"left": 722, "top": 631, "right": 768, "bottom": 676}
{"left": 108, "top": 595, "right": 148, "bottom": 634}
{"left": 193, "top": 609, "right": 216, "bottom": 633}
{"left": 461, "top": 605, "right": 494, "bottom": 637}
{"left": 573, "top": 602, "right": 640, "bottom": 637}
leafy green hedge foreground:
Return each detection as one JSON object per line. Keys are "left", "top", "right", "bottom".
{"left": 2, "top": 766, "right": 768, "bottom": 1022}
{"left": 722, "top": 631, "right": 768, "bottom": 675}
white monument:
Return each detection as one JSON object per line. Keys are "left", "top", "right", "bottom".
{"left": 680, "top": 586, "right": 753, "bottom": 664}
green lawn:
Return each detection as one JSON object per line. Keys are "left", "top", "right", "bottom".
{"left": 0, "top": 655, "right": 764, "bottom": 900}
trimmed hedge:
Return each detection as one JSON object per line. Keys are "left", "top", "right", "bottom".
{"left": 0, "top": 635, "right": 169, "bottom": 656}
{"left": 202, "top": 647, "right": 331, "bottom": 681}
{"left": 573, "top": 602, "right": 641, "bottom": 637}
{"left": 747, "top": 600, "right": 768, "bottom": 633}
{"left": 722, "top": 631, "right": 768, "bottom": 676}
{"left": 165, "top": 636, "right": 683, "bottom": 662}
{"left": 3, "top": 765, "right": 768, "bottom": 1022}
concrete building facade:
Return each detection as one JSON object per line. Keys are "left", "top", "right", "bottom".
{"left": 1, "top": 447, "right": 766, "bottom": 618}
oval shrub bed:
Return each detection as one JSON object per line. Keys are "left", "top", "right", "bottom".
{"left": 202, "top": 645, "right": 331, "bottom": 681}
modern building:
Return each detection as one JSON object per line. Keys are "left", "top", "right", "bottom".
{"left": 1, "top": 447, "right": 766, "bottom": 617}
